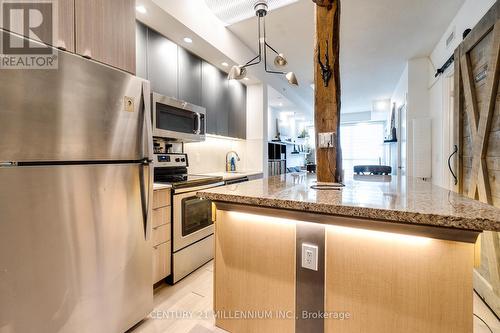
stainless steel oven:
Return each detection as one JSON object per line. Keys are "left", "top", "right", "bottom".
{"left": 171, "top": 181, "right": 223, "bottom": 283}
{"left": 152, "top": 92, "right": 206, "bottom": 142}
{"left": 154, "top": 153, "right": 222, "bottom": 283}
{"left": 173, "top": 183, "right": 218, "bottom": 252}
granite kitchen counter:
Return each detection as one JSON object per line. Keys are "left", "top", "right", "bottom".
{"left": 198, "top": 172, "right": 500, "bottom": 232}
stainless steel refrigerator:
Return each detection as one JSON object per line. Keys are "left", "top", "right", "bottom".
{"left": 0, "top": 29, "right": 154, "bottom": 333}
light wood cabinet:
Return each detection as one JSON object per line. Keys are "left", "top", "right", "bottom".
{"left": 1, "top": 0, "right": 134, "bottom": 72}
{"left": 324, "top": 227, "right": 473, "bottom": 332}
{"left": 152, "top": 188, "right": 172, "bottom": 284}
{"left": 214, "top": 209, "right": 296, "bottom": 332}
{"left": 153, "top": 189, "right": 172, "bottom": 209}
{"left": 153, "top": 241, "right": 171, "bottom": 284}
{"left": 152, "top": 206, "right": 171, "bottom": 228}
{"left": 152, "top": 223, "right": 171, "bottom": 246}
{"left": 75, "top": 0, "right": 136, "bottom": 74}
{"left": 55, "top": 0, "right": 75, "bottom": 51}
{"left": 0, "top": 0, "right": 74, "bottom": 51}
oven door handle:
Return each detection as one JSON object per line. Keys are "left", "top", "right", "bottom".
{"left": 172, "top": 181, "right": 225, "bottom": 195}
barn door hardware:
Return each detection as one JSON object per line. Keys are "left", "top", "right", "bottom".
{"left": 447, "top": 145, "right": 458, "bottom": 186}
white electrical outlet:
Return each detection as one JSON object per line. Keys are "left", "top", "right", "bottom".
{"left": 301, "top": 243, "right": 318, "bottom": 271}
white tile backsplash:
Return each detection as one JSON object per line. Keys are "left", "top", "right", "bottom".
{"left": 184, "top": 135, "right": 261, "bottom": 174}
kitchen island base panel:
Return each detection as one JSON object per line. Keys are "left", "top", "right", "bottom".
{"left": 325, "top": 225, "right": 473, "bottom": 333}
{"left": 213, "top": 205, "right": 474, "bottom": 333}
{"left": 214, "top": 210, "right": 296, "bottom": 333}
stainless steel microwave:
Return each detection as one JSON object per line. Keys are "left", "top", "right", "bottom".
{"left": 151, "top": 93, "right": 206, "bottom": 142}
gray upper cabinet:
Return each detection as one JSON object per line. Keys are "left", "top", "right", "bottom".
{"left": 201, "top": 61, "right": 219, "bottom": 135}
{"left": 228, "top": 80, "right": 247, "bottom": 139}
{"left": 202, "top": 61, "right": 228, "bottom": 136}
{"left": 218, "top": 80, "right": 230, "bottom": 137}
{"left": 147, "top": 28, "right": 178, "bottom": 98}
{"left": 178, "top": 48, "right": 202, "bottom": 106}
{"left": 136, "top": 24, "right": 246, "bottom": 139}
{"left": 135, "top": 22, "right": 148, "bottom": 79}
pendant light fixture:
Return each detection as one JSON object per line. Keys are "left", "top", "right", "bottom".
{"left": 228, "top": 0, "right": 299, "bottom": 86}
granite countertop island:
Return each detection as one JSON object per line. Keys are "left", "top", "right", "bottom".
{"left": 202, "top": 173, "right": 499, "bottom": 332}
{"left": 198, "top": 172, "right": 500, "bottom": 232}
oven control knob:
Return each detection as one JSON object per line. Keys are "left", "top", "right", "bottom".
{"left": 181, "top": 158, "right": 186, "bottom": 162}
{"left": 175, "top": 158, "right": 180, "bottom": 162}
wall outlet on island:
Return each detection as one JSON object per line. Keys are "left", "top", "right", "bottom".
{"left": 301, "top": 243, "right": 318, "bottom": 271}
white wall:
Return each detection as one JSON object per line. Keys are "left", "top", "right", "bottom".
{"left": 246, "top": 84, "right": 268, "bottom": 174}
{"left": 392, "top": 0, "right": 495, "bottom": 185}
{"left": 184, "top": 136, "right": 246, "bottom": 174}
{"left": 268, "top": 106, "right": 280, "bottom": 141}
{"left": 341, "top": 111, "right": 371, "bottom": 124}
{"left": 427, "top": 0, "right": 495, "bottom": 189}
{"left": 391, "top": 58, "right": 431, "bottom": 179}
{"left": 430, "top": 0, "right": 496, "bottom": 67}
{"left": 391, "top": 64, "right": 408, "bottom": 109}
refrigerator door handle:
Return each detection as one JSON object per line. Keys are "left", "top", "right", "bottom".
{"left": 139, "top": 162, "right": 153, "bottom": 240}
{"left": 142, "top": 81, "right": 153, "bottom": 163}
{"left": 140, "top": 81, "right": 154, "bottom": 240}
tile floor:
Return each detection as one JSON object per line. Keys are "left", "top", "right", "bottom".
{"left": 130, "top": 261, "right": 500, "bottom": 333}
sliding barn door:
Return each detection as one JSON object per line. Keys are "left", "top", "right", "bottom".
{"left": 454, "top": 0, "right": 500, "bottom": 317}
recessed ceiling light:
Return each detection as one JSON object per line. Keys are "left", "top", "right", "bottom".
{"left": 136, "top": 5, "right": 147, "bottom": 14}
{"left": 279, "top": 102, "right": 283, "bottom": 107}
{"left": 183, "top": 37, "right": 193, "bottom": 44}
{"left": 243, "top": 77, "right": 249, "bottom": 81}
{"left": 221, "top": 62, "right": 229, "bottom": 67}
{"left": 373, "top": 99, "right": 390, "bottom": 112}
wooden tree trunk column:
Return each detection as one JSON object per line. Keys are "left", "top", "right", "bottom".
{"left": 313, "top": 0, "right": 342, "bottom": 183}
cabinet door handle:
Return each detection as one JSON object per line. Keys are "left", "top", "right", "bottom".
{"left": 82, "top": 50, "right": 92, "bottom": 59}
{"left": 56, "top": 40, "right": 67, "bottom": 51}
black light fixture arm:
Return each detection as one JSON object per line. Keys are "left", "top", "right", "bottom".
{"left": 265, "top": 41, "right": 280, "bottom": 55}
{"left": 262, "top": 15, "right": 286, "bottom": 75}
{"left": 235, "top": 8, "right": 296, "bottom": 85}
{"left": 241, "top": 15, "right": 263, "bottom": 69}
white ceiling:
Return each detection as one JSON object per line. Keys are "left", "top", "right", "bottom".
{"left": 226, "top": 0, "right": 465, "bottom": 114}
{"left": 268, "top": 84, "right": 296, "bottom": 110}
{"left": 204, "top": 0, "right": 299, "bottom": 26}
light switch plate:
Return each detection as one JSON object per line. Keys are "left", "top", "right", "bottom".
{"left": 301, "top": 243, "right": 318, "bottom": 271}
{"left": 318, "top": 132, "right": 335, "bottom": 149}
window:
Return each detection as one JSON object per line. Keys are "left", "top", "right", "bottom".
{"left": 340, "top": 122, "right": 386, "bottom": 175}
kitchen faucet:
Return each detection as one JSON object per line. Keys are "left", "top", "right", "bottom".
{"left": 226, "top": 151, "right": 241, "bottom": 172}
